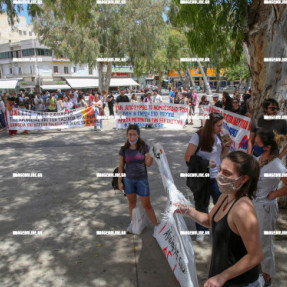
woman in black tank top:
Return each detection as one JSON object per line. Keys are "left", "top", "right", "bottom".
{"left": 175, "top": 151, "right": 263, "bottom": 287}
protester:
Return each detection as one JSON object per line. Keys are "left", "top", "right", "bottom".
{"left": 169, "top": 87, "right": 176, "bottom": 103}
{"left": 77, "top": 94, "right": 88, "bottom": 108}
{"left": 63, "top": 95, "right": 73, "bottom": 111}
{"left": 115, "top": 88, "right": 130, "bottom": 113}
{"left": 34, "top": 93, "right": 44, "bottom": 112}
{"left": 253, "top": 130, "right": 287, "bottom": 286}
{"left": 248, "top": 99, "right": 287, "bottom": 158}
{"left": 175, "top": 151, "right": 263, "bottom": 286}
{"left": 198, "top": 95, "right": 209, "bottom": 128}
{"left": 5, "top": 96, "right": 17, "bottom": 136}
{"left": 131, "top": 94, "right": 138, "bottom": 103}
{"left": 43, "top": 91, "right": 50, "bottom": 111}
{"left": 222, "top": 92, "right": 233, "bottom": 111}
{"left": 118, "top": 124, "right": 158, "bottom": 232}
{"left": 172, "top": 91, "right": 180, "bottom": 104}
{"left": 107, "top": 91, "right": 115, "bottom": 116}
{"left": 102, "top": 90, "right": 107, "bottom": 115}
{"left": 56, "top": 95, "right": 65, "bottom": 112}
{"left": 143, "top": 91, "right": 152, "bottom": 103}
{"left": 212, "top": 94, "right": 223, "bottom": 108}
{"left": 47, "top": 93, "right": 57, "bottom": 112}
{"left": 231, "top": 99, "right": 245, "bottom": 115}
{"left": 153, "top": 89, "right": 163, "bottom": 104}
{"left": 89, "top": 93, "right": 95, "bottom": 105}
{"left": 185, "top": 112, "right": 232, "bottom": 241}
{"left": 191, "top": 87, "right": 197, "bottom": 114}
{"left": 233, "top": 90, "right": 241, "bottom": 104}
{"left": 93, "top": 94, "right": 103, "bottom": 131}
{"left": 0, "top": 96, "right": 6, "bottom": 130}
{"left": 241, "top": 93, "right": 251, "bottom": 116}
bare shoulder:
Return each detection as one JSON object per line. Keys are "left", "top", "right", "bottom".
{"left": 231, "top": 197, "right": 255, "bottom": 218}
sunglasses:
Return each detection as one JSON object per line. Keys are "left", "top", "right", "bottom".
{"left": 210, "top": 112, "right": 223, "bottom": 119}
{"left": 233, "top": 101, "right": 239, "bottom": 104}
{"left": 269, "top": 107, "right": 279, "bottom": 111}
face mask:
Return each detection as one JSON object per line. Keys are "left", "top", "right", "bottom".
{"left": 253, "top": 145, "right": 265, "bottom": 157}
{"left": 216, "top": 173, "right": 243, "bottom": 194}
{"left": 128, "top": 138, "right": 138, "bottom": 145}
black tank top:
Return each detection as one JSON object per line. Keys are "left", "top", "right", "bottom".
{"left": 208, "top": 196, "right": 259, "bottom": 286}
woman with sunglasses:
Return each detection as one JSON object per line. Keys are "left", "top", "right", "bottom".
{"left": 185, "top": 112, "right": 232, "bottom": 242}
{"left": 248, "top": 99, "right": 287, "bottom": 158}
{"left": 175, "top": 151, "right": 263, "bottom": 287}
{"left": 252, "top": 130, "right": 287, "bottom": 286}
{"left": 118, "top": 124, "right": 158, "bottom": 233}
{"left": 231, "top": 99, "right": 245, "bottom": 115}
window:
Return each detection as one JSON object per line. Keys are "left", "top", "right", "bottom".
{"left": 36, "top": 49, "right": 52, "bottom": 56}
{"left": 29, "top": 66, "right": 34, "bottom": 74}
{"left": 22, "top": 49, "right": 35, "bottom": 57}
{"left": 23, "top": 31, "right": 27, "bottom": 35}
{"left": 19, "top": 30, "right": 22, "bottom": 35}
{"left": 73, "top": 66, "right": 77, "bottom": 73}
{"left": 0, "top": 51, "right": 12, "bottom": 59}
{"left": 9, "top": 67, "right": 12, "bottom": 74}
{"left": 29, "top": 32, "right": 32, "bottom": 36}
{"left": 18, "top": 67, "right": 22, "bottom": 75}
{"left": 53, "top": 66, "right": 58, "bottom": 73}
{"left": 64, "top": 67, "right": 69, "bottom": 74}
{"left": 89, "top": 66, "right": 93, "bottom": 75}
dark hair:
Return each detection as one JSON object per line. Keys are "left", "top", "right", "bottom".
{"left": 223, "top": 151, "right": 260, "bottom": 200}
{"left": 131, "top": 94, "right": 137, "bottom": 100}
{"left": 58, "top": 95, "right": 63, "bottom": 101}
{"left": 201, "top": 112, "right": 224, "bottom": 152}
{"left": 262, "top": 98, "right": 279, "bottom": 110}
{"left": 257, "top": 130, "right": 285, "bottom": 156}
{"left": 124, "top": 124, "right": 146, "bottom": 152}
{"left": 222, "top": 91, "right": 229, "bottom": 98}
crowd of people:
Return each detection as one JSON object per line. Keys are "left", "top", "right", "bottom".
{"left": 115, "top": 95, "right": 287, "bottom": 287}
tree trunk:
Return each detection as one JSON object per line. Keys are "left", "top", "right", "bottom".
{"left": 245, "top": 2, "right": 287, "bottom": 208}
{"left": 215, "top": 68, "right": 221, "bottom": 93}
{"left": 97, "top": 62, "right": 113, "bottom": 93}
{"left": 158, "top": 71, "right": 163, "bottom": 91}
{"left": 245, "top": 1, "right": 287, "bottom": 118}
{"left": 177, "top": 70, "right": 185, "bottom": 88}
{"left": 187, "top": 69, "right": 196, "bottom": 87}
{"left": 197, "top": 61, "right": 212, "bottom": 95}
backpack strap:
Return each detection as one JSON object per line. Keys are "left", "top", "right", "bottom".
{"left": 195, "top": 130, "right": 203, "bottom": 154}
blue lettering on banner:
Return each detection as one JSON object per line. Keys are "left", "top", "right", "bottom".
{"left": 123, "top": 111, "right": 132, "bottom": 116}
{"left": 223, "top": 122, "right": 239, "bottom": 137}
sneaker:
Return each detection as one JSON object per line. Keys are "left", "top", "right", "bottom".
{"left": 126, "top": 222, "right": 133, "bottom": 234}
{"left": 196, "top": 234, "right": 205, "bottom": 242}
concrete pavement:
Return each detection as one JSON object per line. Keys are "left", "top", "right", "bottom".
{"left": 1, "top": 102, "right": 287, "bottom": 287}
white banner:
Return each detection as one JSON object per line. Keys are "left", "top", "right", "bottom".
{"left": 6, "top": 106, "right": 97, "bottom": 130}
{"left": 115, "top": 103, "right": 189, "bottom": 129}
{"left": 152, "top": 143, "right": 198, "bottom": 287}
{"left": 201, "top": 105, "right": 251, "bottom": 151}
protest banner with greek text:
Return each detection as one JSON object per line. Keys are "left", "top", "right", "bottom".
{"left": 116, "top": 103, "right": 189, "bottom": 129}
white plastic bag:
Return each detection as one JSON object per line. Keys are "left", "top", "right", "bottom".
{"left": 131, "top": 204, "right": 147, "bottom": 235}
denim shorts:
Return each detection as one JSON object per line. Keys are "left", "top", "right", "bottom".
{"left": 123, "top": 177, "right": 150, "bottom": 197}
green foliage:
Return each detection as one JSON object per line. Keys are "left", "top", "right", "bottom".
{"left": 33, "top": 0, "right": 165, "bottom": 70}
{"left": 224, "top": 54, "right": 250, "bottom": 81}
{"left": 172, "top": 0, "right": 251, "bottom": 67}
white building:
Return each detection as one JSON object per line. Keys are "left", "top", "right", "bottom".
{"left": 0, "top": 39, "right": 137, "bottom": 91}
{"left": 0, "top": 14, "right": 36, "bottom": 44}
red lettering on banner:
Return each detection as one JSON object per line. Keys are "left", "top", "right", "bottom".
{"left": 163, "top": 247, "right": 168, "bottom": 256}
{"left": 118, "top": 105, "right": 123, "bottom": 110}
{"left": 180, "top": 107, "right": 188, "bottom": 113}
{"left": 159, "top": 224, "right": 167, "bottom": 233}
{"left": 173, "top": 264, "right": 177, "bottom": 273}
{"left": 167, "top": 250, "right": 172, "bottom": 260}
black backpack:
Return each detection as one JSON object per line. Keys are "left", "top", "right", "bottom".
{"left": 112, "top": 147, "right": 126, "bottom": 192}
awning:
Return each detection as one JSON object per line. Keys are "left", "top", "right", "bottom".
{"left": 110, "top": 78, "right": 139, "bottom": 87}
{"left": 0, "top": 79, "right": 19, "bottom": 89}
{"left": 65, "top": 78, "right": 98, "bottom": 89}
{"left": 41, "top": 85, "right": 71, "bottom": 90}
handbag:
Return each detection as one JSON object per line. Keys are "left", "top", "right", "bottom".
{"left": 131, "top": 204, "right": 147, "bottom": 235}
{"left": 112, "top": 147, "right": 126, "bottom": 193}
